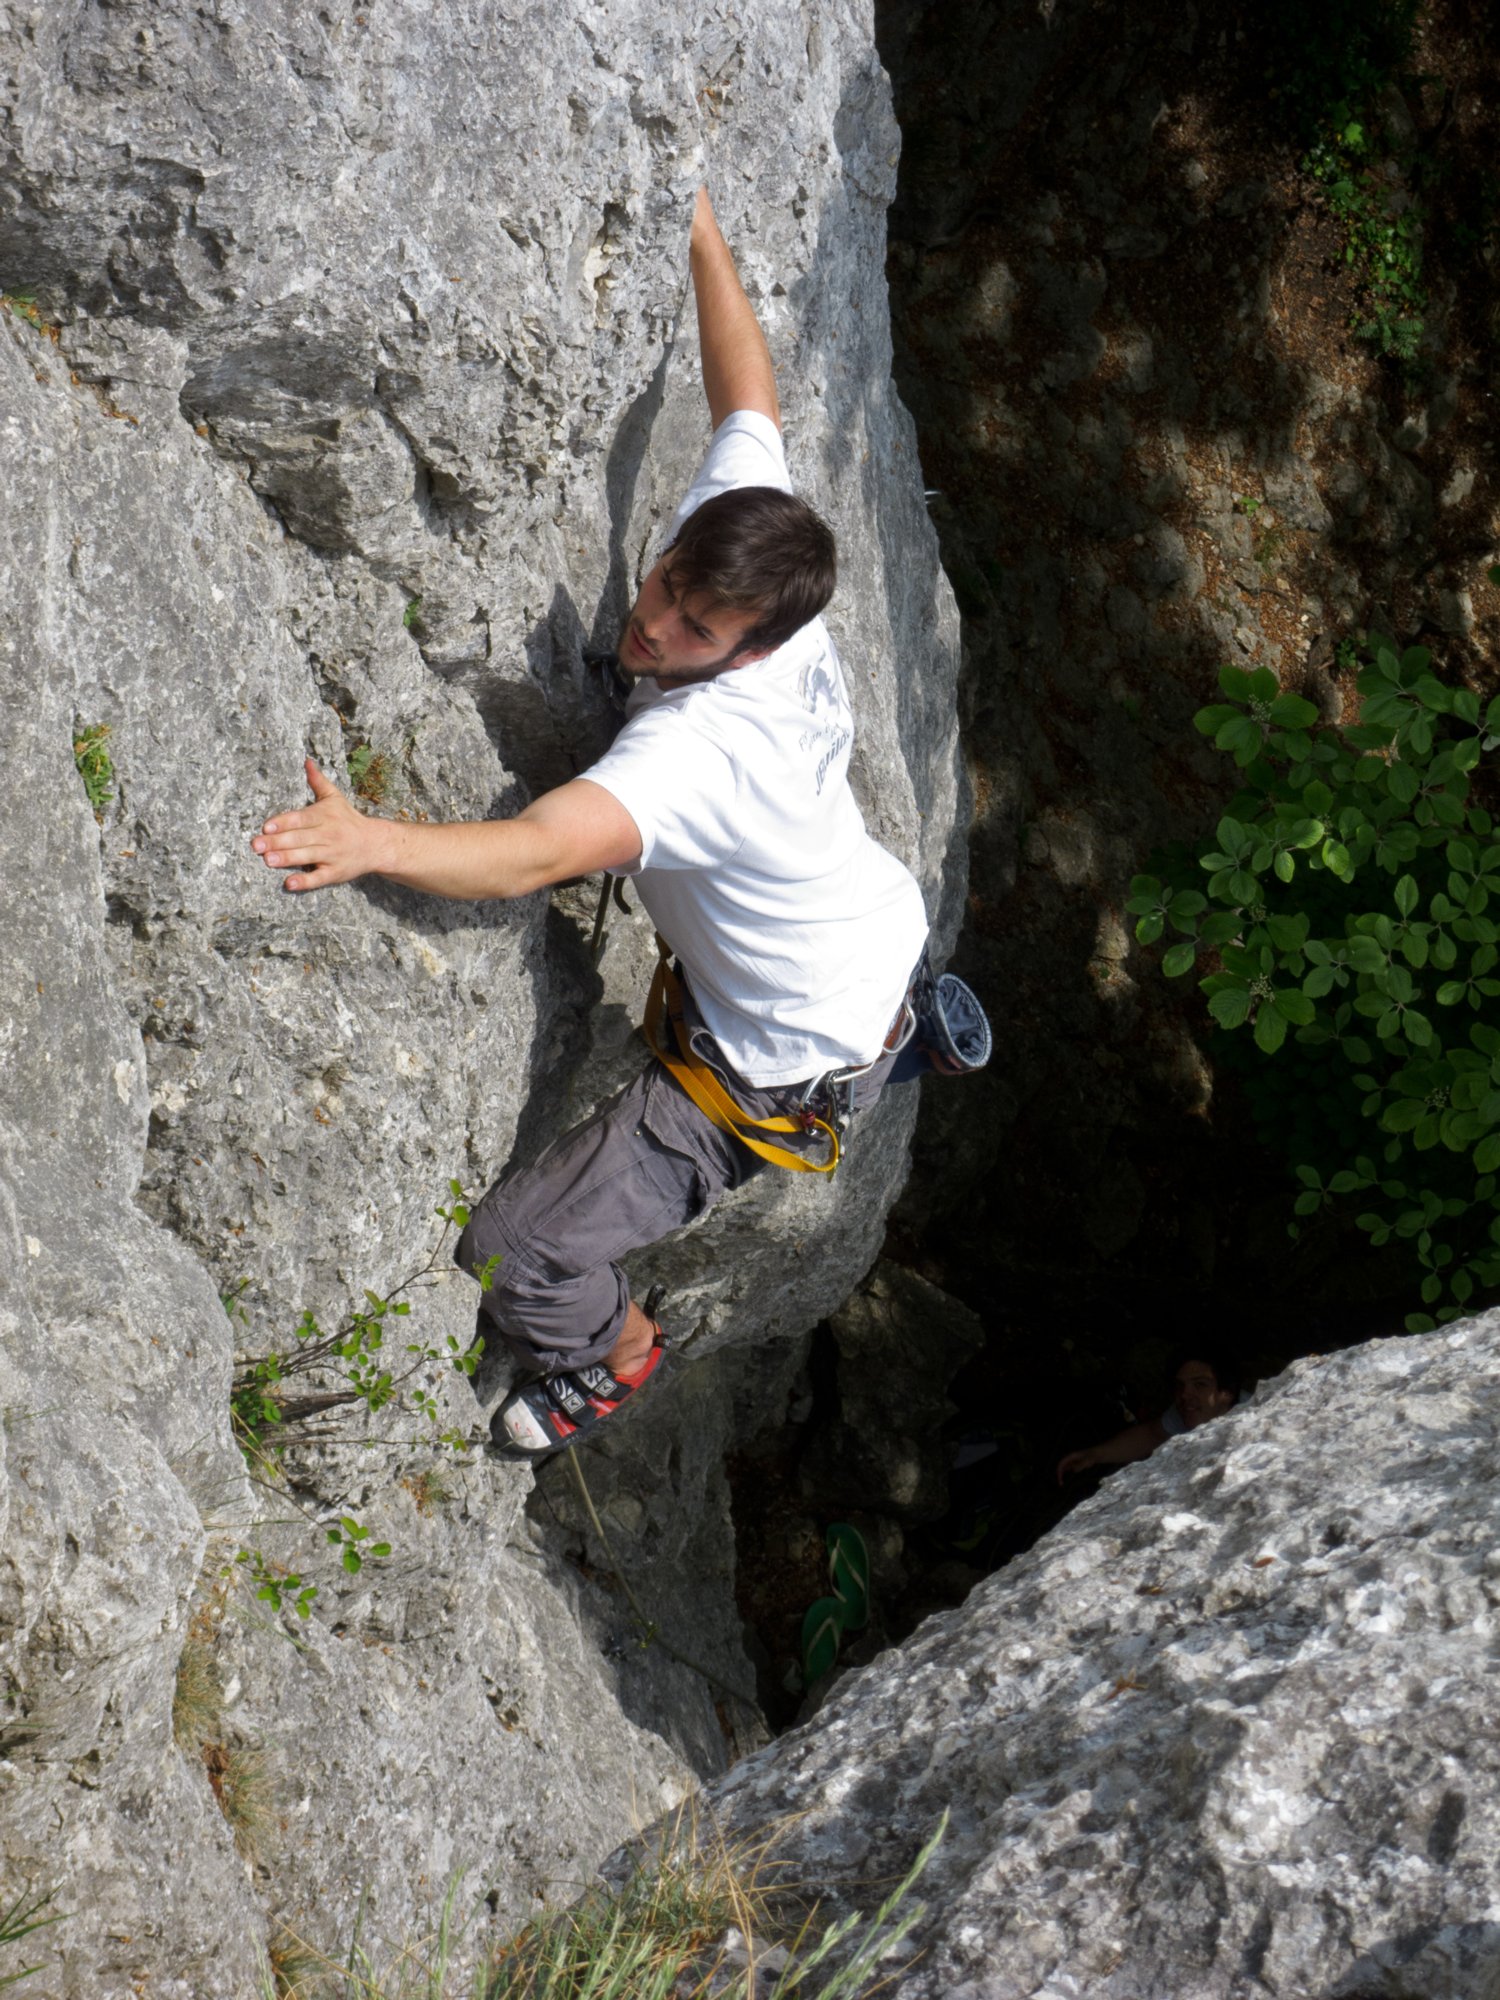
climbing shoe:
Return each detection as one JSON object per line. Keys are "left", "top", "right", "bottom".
{"left": 490, "top": 1333, "right": 665, "bottom": 1463}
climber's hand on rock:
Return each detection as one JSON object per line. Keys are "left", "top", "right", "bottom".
{"left": 252, "top": 757, "right": 383, "bottom": 892}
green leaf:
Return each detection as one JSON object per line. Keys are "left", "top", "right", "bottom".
{"left": 1383, "top": 1099, "right": 1424, "bottom": 1133}
{"left": 1161, "top": 942, "right": 1197, "bottom": 978}
{"left": 1208, "top": 987, "right": 1251, "bottom": 1029}
{"left": 1393, "top": 873, "right": 1418, "bottom": 917}
{"left": 1218, "top": 664, "right": 1255, "bottom": 701}
{"left": 1269, "top": 693, "right": 1319, "bottom": 729}
{"left": 1265, "top": 912, "right": 1310, "bottom": 952}
{"left": 1135, "top": 912, "right": 1164, "bottom": 944}
{"left": 1274, "top": 850, "right": 1295, "bottom": 884}
{"left": 1226, "top": 717, "right": 1264, "bottom": 766}
{"left": 1346, "top": 936, "right": 1386, "bottom": 973}
{"left": 1254, "top": 1006, "right": 1288, "bottom": 1055}
{"left": 1322, "top": 840, "right": 1352, "bottom": 879}
{"left": 828, "top": 1522, "right": 871, "bottom": 1628}
{"left": 1475, "top": 1135, "right": 1500, "bottom": 1175}
{"left": 800, "top": 1596, "right": 845, "bottom": 1685}
{"left": 1273, "top": 989, "right": 1316, "bottom": 1026}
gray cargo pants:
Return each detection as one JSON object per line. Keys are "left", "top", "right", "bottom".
{"left": 454, "top": 997, "right": 903, "bottom": 1376}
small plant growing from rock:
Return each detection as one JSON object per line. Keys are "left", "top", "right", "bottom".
{"left": 229, "top": 1182, "right": 497, "bottom": 1619}
{"left": 346, "top": 742, "right": 392, "bottom": 804}
{"left": 400, "top": 1465, "right": 455, "bottom": 1516}
{"left": 72, "top": 721, "right": 114, "bottom": 820}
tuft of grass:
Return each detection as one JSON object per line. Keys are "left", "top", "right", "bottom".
{"left": 206, "top": 1742, "right": 276, "bottom": 1862}
{"left": 488, "top": 1806, "right": 945, "bottom": 2000}
{"left": 253, "top": 1810, "right": 944, "bottom": 2000}
{"left": 72, "top": 721, "right": 114, "bottom": 820}
{"left": 172, "top": 1632, "right": 225, "bottom": 1753}
{"left": 346, "top": 744, "right": 392, "bottom": 805}
{"left": 0, "top": 1885, "right": 64, "bottom": 1990}
{"left": 267, "top": 1933, "right": 332, "bottom": 2000}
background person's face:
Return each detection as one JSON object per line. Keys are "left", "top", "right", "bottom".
{"left": 1175, "top": 1361, "right": 1232, "bottom": 1428}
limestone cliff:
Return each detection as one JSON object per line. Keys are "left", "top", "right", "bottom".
{"left": 0, "top": 3, "right": 962, "bottom": 1989}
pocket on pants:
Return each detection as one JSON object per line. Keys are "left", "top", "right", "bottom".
{"left": 639, "top": 1059, "right": 745, "bottom": 1205}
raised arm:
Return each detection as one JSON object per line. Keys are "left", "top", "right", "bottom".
{"left": 690, "top": 187, "right": 780, "bottom": 433}
{"left": 252, "top": 759, "right": 641, "bottom": 897}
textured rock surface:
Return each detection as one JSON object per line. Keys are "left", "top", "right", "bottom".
{"left": 0, "top": 3, "right": 962, "bottom": 1990}
{"left": 707, "top": 1320, "right": 1500, "bottom": 1999}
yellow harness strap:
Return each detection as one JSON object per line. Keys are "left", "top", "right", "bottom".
{"left": 641, "top": 946, "right": 840, "bottom": 1175}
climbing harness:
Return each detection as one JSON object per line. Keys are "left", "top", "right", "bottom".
{"left": 641, "top": 940, "right": 843, "bottom": 1174}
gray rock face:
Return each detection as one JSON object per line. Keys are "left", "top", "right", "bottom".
{"left": 0, "top": 3, "right": 962, "bottom": 1990}
{"left": 707, "top": 1322, "right": 1500, "bottom": 2000}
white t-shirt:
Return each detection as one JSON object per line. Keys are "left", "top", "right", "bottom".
{"left": 583, "top": 410, "right": 930, "bottom": 1087}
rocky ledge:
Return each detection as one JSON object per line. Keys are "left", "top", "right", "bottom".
{"left": 708, "top": 1319, "right": 1500, "bottom": 2000}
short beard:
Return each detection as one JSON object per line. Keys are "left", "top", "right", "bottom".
{"left": 618, "top": 621, "right": 747, "bottom": 685}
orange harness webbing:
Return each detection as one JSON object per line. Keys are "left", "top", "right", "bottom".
{"left": 641, "top": 945, "right": 840, "bottom": 1175}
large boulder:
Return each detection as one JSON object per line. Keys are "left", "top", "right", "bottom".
{"left": 0, "top": 2, "right": 962, "bottom": 1990}
{"left": 708, "top": 1320, "right": 1500, "bottom": 1999}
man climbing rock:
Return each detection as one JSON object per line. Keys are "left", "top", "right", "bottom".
{"left": 253, "top": 188, "right": 986, "bottom": 1460}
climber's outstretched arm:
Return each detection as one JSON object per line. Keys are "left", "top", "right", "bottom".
{"left": 690, "top": 187, "right": 780, "bottom": 433}
{"left": 252, "top": 759, "right": 640, "bottom": 897}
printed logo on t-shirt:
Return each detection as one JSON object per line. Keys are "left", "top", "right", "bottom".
{"left": 798, "top": 657, "right": 851, "bottom": 794}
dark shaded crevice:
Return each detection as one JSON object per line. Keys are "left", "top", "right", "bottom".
{"left": 875, "top": 0, "right": 1500, "bottom": 1375}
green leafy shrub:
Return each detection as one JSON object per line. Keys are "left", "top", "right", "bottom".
{"left": 1305, "top": 112, "right": 1426, "bottom": 361}
{"left": 1255, "top": 0, "right": 1426, "bottom": 360}
{"left": 1129, "top": 641, "right": 1500, "bottom": 1331}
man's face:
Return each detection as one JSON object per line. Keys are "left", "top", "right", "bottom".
{"left": 1174, "top": 1360, "right": 1234, "bottom": 1429}
{"left": 618, "top": 557, "right": 767, "bottom": 684}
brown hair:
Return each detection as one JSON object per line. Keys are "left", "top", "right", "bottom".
{"left": 665, "top": 485, "right": 837, "bottom": 654}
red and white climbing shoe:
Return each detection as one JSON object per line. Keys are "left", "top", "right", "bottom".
{"left": 490, "top": 1333, "right": 665, "bottom": 1463}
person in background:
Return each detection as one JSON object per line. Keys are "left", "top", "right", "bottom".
{"left": 1055, "top": 1351, "right": 1242, "bottom": 1486}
